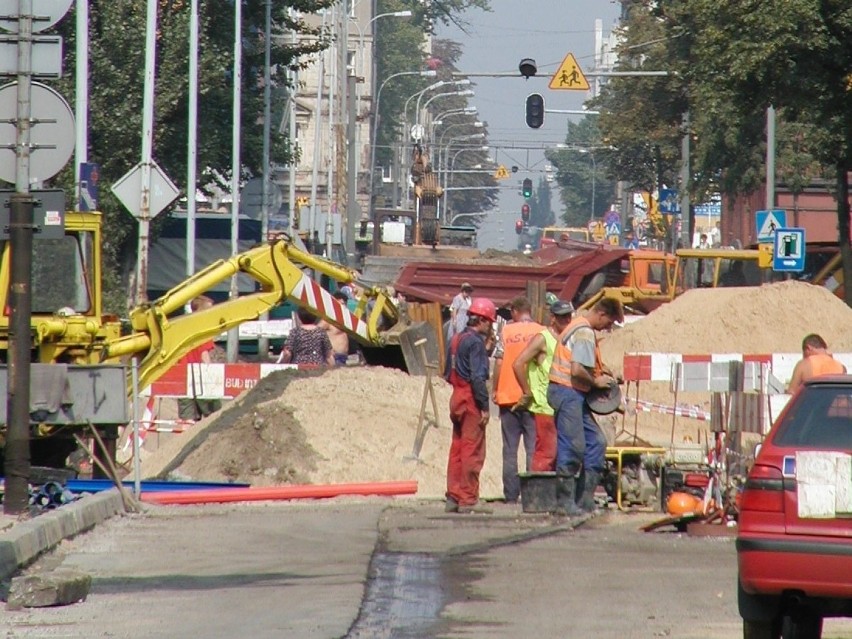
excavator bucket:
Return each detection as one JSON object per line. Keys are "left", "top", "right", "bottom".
{"left": 361, "top": 320, "right": 440, "bottom": 376}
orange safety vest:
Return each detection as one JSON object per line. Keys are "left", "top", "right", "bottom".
{"left": 494, "top": 320, "right": 543, "bottom": 406}
{"left": 809, "top": 352, "right": 845, "bottom": 378}
{"left": 548, "top": 317, "right": 601, "bottom": 392}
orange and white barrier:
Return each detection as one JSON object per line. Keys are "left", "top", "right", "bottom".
{"left": 143, "top": 362, "right": 303, "bottom": 399}
{"left": 625, "top": 397, "right": 711, "bottom": 421}
{"left": 623, "top": 352, "right": 852, "bottom": 384}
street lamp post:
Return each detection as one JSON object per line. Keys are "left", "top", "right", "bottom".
{"left": 441, "top": 134, "right": 486, "bottom": 220}
{"left": 436, "top": 121, "right": 483, "bottom": 189}
{"left": 416, "top": 82, "right": 471, "bottom": 128}
{"left": 430, "top": 106, "right": 476, "bottom": 143}
{"left": 369, "top": 69, "right": 436, "bottom": 213}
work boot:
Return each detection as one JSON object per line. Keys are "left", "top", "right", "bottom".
{"left": 553, "top": 475, "right": 582, "bottom": 517}
{"left": 578, "top": 470, "right": 602, "bottom": 513}
{"left": 445, "top": 498, "right": 459, "bottom": 513}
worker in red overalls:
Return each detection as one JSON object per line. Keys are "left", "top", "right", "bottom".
{"left": 443, "top": 297, "right": 497, "bottom": 514}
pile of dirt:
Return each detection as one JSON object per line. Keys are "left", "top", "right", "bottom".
{"left": 145, "top": 367, "right": 504, "bottom": 500}
{"left": 601, "top": 281, "right": 852, "bottom": 369}
{"left": 598, "top": 281, "right": 852, "bottom": 445}
{"left": 141, "top": 281, "right": 852, "bottom": 493}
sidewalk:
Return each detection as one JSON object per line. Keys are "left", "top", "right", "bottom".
{"left": 0, "top": 490, "right": 125, "bottom": 582}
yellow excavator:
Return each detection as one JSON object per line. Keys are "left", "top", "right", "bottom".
{"left": 0, "top": 211, "right": 436, "bottom": 469}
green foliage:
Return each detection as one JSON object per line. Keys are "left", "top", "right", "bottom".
{"left": 544, "top": 117, "right": 616, "bottom": 226}
{"left": 52, "top": 0, "right": 333, "bottom": 312}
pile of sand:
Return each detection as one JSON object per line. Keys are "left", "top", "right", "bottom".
{"left": 601, "top": 281, "right": 852, "bottom": 368}
{"left": 140, "top": 281, "right": 852, "bottom": 492}
{"left": 142, "top": 367, "right": 504, "bottom": 500}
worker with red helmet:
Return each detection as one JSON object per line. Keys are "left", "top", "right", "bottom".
{"left": 443, "top": 297, "right": 497, "bottom": 514}
{"left": 547, "top": 298, "right": 623, "bottom": 516}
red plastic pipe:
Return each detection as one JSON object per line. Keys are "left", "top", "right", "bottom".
{"left": 140, "top": 480, "right": 418, "bottom": 505}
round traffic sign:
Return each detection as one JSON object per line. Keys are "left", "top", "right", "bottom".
{"left": 0, "top": 81, "right": 75, "bottom": 185}
{"left": 410, "top": 124, "right": 425, "bottom": 142}
{"left": 0, "top": 0, "right": 73, "bottom": 33}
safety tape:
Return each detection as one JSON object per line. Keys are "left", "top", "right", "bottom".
{"left": 625, "top": 397, "right": 711, "bottom": 421}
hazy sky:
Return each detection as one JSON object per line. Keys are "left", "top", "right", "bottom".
{"left": 437, "top": 0, "right": 622, "bottom": 250}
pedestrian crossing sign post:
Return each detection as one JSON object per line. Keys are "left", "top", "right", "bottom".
{"left": 756, "top": 209, "right": 787, "bottom": 244}
{"left": 772, "top": 227, "right": 805, "bottom": 272}
{"left": 494, "top": 165, "right": 510, "bottom": 180}
{"left": 548, "top": 53, "right": 590, "bottom": 91}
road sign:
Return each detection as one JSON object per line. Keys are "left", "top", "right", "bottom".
{"left": 588, "top": 219, "right": 606, "bottom": 243}
{"left": 410, "top": 123, "right": 425, "bottom": 141}
{"left": 773, "top": 227, "right": 805, "bottom": 272}
{"left": 0, "top": 35, "right": 62, "bottom": 77}
{"left": 0, "top": 189, "right": 65, "bottom": 239}
{"left": 0, "top": 0, "right": 73, "bottom": 33}
{"left": 548, "top": 53, "right": 590, "bottom": 91}
{"left": 79, "top": 162, "right": 99, "bottom": 211}
{"left": 659, "top": 188, "right": 680, "bottom": 214}
{"left": 111, "top": 160, "right": 180, "bottom": 220}
{"left": 494, "top": 165, "right": 509, "bottom": 180}
{"left": 756, "top": 209, "right": 786, "bottom": 243}
{"left": 0, "top": 81, "right": 74, "bottom": 184}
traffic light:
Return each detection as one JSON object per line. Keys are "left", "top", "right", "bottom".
{"left": 515, "top": 220, "right": 524, "bottom": 235}
{"left": 525, "top": 93, "right": 544, "bottom": 129}
{"left": 522, "top": 178, "right": 533, "bottom": 199}
{"left": 521, "top": 203, "right": 530, "bottom": 222}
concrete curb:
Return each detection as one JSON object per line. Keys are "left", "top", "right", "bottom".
{"left": 0, "top": 490, "right": 125, "bottom": 582}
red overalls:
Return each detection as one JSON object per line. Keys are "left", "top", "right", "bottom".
{"left": 446, "top": 332, "right": 488, "bottom": 507}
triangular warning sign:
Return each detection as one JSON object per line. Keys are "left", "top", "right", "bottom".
{"left": 494, "top": 165, "right": 509, "bottom": 180}
{"left": 549, "top": 53, "right": 590, "bottom": 91}
{"left": 758, "top": 211, "right": 784, "bottom": 240}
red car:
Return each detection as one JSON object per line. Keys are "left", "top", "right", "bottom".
{"left": 737, "top": 376, "right": 852, "bottom": 638}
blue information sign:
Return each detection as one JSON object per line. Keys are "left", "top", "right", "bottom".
{"left": 756, "top": 209, "right": 786, "bottom": 244}
{"left": 772, "top": 227, "right": 805, "bottom": 272}
{"left": 79, "top": 162, "right": 100, "bottom": 211}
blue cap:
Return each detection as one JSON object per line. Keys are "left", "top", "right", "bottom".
{"left": 550, "top": 300, "right": 574, "bottom": 316}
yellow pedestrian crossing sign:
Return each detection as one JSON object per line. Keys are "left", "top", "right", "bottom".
{"left": 549, "top": 53, "right": 590, "bottom": 91}
{"left": 494, "top": 165, "right": 510, "bottom": 180}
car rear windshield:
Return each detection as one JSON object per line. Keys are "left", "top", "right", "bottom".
{"left": 773, "top": 385, "right": 852, "bottom": 449}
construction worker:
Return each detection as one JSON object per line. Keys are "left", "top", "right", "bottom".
{"left": 511, "top": 299, "right": 574, "bottom": 472}
{"left": 443, "top": 297, "right": 498, "bottom": 514}
{"left": 787, "top": 333, "right": 847, "bottom": 395}
{"left": 547, "top": 298, "right": 624, "bottom": 516}
{"left": 491, "top": 297, "right": 543, "bottom": 503}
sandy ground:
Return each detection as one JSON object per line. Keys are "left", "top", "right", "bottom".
{"left": 133, "top": 281, "right": 852, "bottom": 500}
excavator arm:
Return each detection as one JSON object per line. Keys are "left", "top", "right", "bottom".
{"left": 104, "top": 237, "right": 425, "bottom": 392}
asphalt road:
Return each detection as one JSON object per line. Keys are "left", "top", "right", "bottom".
{"left": 3, "top": 498, "right": 852, "bottom": 639}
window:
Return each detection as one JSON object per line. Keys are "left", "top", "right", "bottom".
{"left": 32, "top": 234, "right": 93, "bottom": 314}
{"left": 774, "top": 386, "right": 852, "bottom": 450}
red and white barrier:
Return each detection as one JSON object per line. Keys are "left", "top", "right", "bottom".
{"left": 623, "top": 352, "right": 852, "bottom": 384}
{"left": 143, "top": 362, "right": 303, "bottom": 399}
{"left": 625, "top": 397, "right": 711, "bottom": 421}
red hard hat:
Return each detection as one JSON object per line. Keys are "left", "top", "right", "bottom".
{"left": 468, "top": 297, "right": 497, "bottom": 323}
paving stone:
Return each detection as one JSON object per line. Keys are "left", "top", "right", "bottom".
{"left": 6, "top": 569, "right": 92, "bottom": 610}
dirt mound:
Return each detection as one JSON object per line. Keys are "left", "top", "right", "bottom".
{"left": 601, "top": 281, "right": 852, "bottom": 369}
{"left": 155, "top": 367, "right": 504, "bottom": 499}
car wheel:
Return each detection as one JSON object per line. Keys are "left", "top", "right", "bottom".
{"left": 744, "top": 618, "right": 781, "bottom": 639}
{"left": 739, "top": 580, "right": 781, "bottom": 625}
{"left": 780, "top": 611, "right": 822, "bottom": 639}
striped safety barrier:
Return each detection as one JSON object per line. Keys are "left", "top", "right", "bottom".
{"left": 143, "top": 362, "right": 302, "bottom": 399}
{"left": 623, "top": 352, "right": 852, "bottom": 384}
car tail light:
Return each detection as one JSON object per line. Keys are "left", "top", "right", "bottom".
{"left": 740, "top": 464, "right": 785, "bottom": 513}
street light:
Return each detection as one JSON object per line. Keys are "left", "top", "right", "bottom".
{"left": 369, "top": 69, "right": 437, "bottom": 214}
{"left": 441, "top": 134, "right": 486, "bottom": 219}
{"left": 429, "top": 106, "right": 477, "bottom": 145}
{"left": 417, "top": 84, "right": 473, "bottom": 127}
{"left": 436, "top": 121, "right": 484, "bottom": 184}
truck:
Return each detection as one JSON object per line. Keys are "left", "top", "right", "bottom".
{"left": 0, "top": 211, "right": 435, "bottom": 472}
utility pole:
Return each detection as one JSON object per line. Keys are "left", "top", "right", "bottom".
{"left": 4, "top": 0, "right": 35, "bottom": 515}
{"left": 336, "top": 0, "right": 349, "bottom": 260}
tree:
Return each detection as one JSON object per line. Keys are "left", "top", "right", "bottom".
{"left": 53, "top": 1, "right": 333, "bottom": 311}
{"left": 661, "top": 0, "right": 852, "bottom": 302}
{"left": 545, "top": 117, "right": 616, "bottom": 227}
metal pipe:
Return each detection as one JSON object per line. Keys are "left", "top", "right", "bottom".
{"left": 226, "top": 0, "right": 242, "bottom": 362}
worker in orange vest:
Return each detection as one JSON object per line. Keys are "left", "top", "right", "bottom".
{"left": 443, "top": 297, "right": 498, "bottom": 514}
{"left": 547, "top": 298, "right": 623, "bottom": 516}
{"left": 512, "top": 299, "right": 575, "bottom": 472}
{"left": 492, "top": 297, "right": 543, "bottom": 503}
{"left": 786, "top": 333, "right": 846, "bottom": 395}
